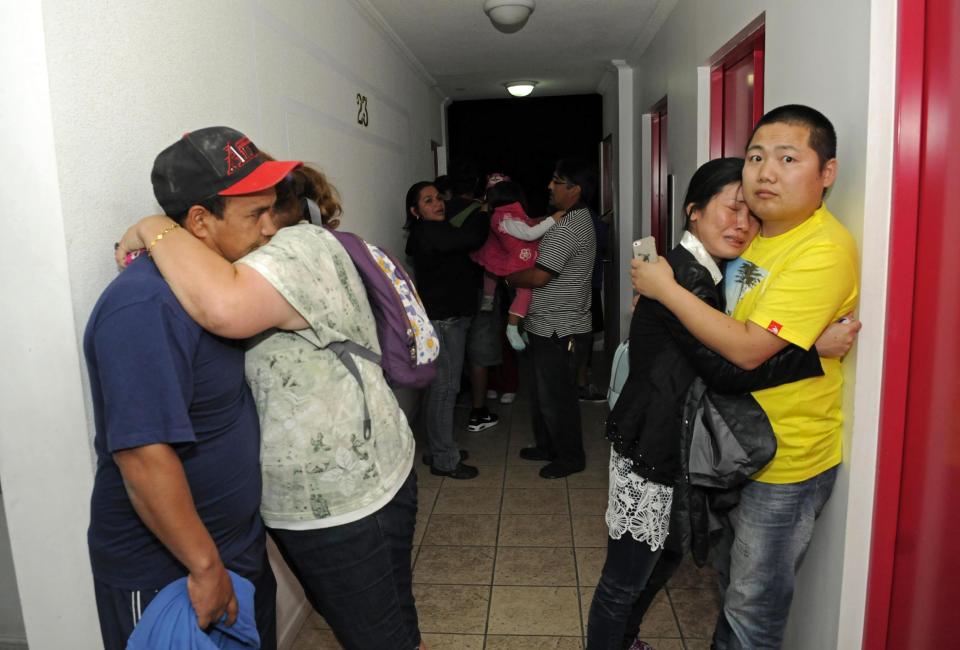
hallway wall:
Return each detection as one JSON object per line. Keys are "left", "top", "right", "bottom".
{"left": 1, "top": 1, "right": 443, "bottom": 647}
{"left": 627, "top": 1, "right": 892, "bottom": 648}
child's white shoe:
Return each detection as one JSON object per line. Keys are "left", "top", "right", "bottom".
{"left": 506, "top": 324, "right": 526, "bottom": 351}
{"left": 480, "top": 295, "right": 495, "bottom": 312}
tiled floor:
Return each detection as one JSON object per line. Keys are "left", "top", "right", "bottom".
{"left": 292, "top": 391, "right": 720, "bottom": 650}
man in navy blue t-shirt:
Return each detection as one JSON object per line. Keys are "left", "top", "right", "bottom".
{"left": 84, "top": 127, "right": 299, "bottom": 650}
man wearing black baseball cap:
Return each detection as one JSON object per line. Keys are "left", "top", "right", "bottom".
{"left": 84, "top": 127, "right": 299, "bottom": 649}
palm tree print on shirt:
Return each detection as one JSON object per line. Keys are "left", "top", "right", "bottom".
{"left": 724, "top": 257, "right": 768, "bottom": 315}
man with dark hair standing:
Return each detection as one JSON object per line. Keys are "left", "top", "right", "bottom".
{"left": 85, "top": 127, "right": 299, "bottom": 649}
{"left": 632, "top": 105, "right": 859, "bottom": 648}
{"left": 507, "top": 158, "right": 597, "bottom": 479}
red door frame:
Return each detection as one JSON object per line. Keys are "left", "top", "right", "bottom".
{"left": 863, "top": 0, "right": 941, "bottom": 645}
{"left": 650, "top": 97, "right": 668, "bottom": 255}
{"left": 709, "top": 27, "right": 765, "bottom": 159}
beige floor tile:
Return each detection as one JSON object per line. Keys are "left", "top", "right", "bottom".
{"left": 488, "top": 586, "right": 582, "bottom": 636}
{"left": 565, "top": 465, "right": 609, "bottom": 489}
{"left": 305, "top": 609, "right": 329, "bottom": 630}
{"left": 499, "top": 514, "right": 574, "bottom": 547}
{"left": 572, "top": 515, "right": 609, "bottom": 547}
{"left": 502, "top": 488, "right": 570, "bottom": 515}
{"left": 433, "top": 487, "right": 502, "bottom": 515}
{"left": 637, "top": 591, "right": 681, "bottom": 638}
{"left": 668, "top": 588, "right": 720, "bottom": 639}
{"left": 505, "top": 463, "right": 567, "bottom": 488}
{"left": 579, "top": 586, "right": 594, "bottom": 634}
{"left": 422, "top": 513, "right": 500, "bottom": 546}
{"left": 666, "top": 555, "right": 717, "bottom": 590}
{"left": 291, "top": 625, "right": 341, "bottom": 649}
{"left": 415, "top": 461, "right": 445, "bottom": 489}
{"left": 411, "top": 544, "right": 420, "bottom": 568}
{"left": 440, "top": 464, "right": 505, "bottom": 489}
{"left": 486, "top": 635, "right": 584, "bottom": 649}
{"left": 413, "top": 545, "right": 495, "bottom": 585}
{"left": 419, "top": 486, "right": 440, "bottom": 512}
{"left": 412, "top": 583, "right": 491, "bottom": 634}
{"left": 494, "top": 546, "right": 578, "bottom": 586}
{"left": 575, "top": 547, "right": 606, "bottom": 587}
{"left": 682, "top": 639, "right": 713, "bottom": 650}
{"left": 569, "top": 488, "right": 608, "bottom": 515}
{"left": 420, "top": 633, "right": 485, "bottom": 649}
{"left": 638, "top": 639, "right": 685, "bottom": 650}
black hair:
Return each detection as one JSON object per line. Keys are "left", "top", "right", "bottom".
{"left": 750, "top": 104, "right": 837, "bottom": 170}
{"left": 171, "top": 194, "right": 225, "bottom": 225}
{"left": 485, "top": 180, "right": 528, "bottom": 213}
{"left": 433, "top": 174, "right": 452, "bottom": 196}
{"left": 554, "top": 157, "right": 598, "bottom": 205}
{"left": 404, "top": 181, "right": 435, "bottom": 229}
{"left": 683, "top": 157, "right": 745, "bottom": 230}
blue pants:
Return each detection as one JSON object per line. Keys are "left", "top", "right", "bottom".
{"left": 268, "top": 470, "right": 420, "bottom": 650}
{"left": 587, "top": 534, "right": 663, "bottom": 649}
{"left": 712, "top": 466, "right": 839, "bottom": 649}
{"left": 425, "top": 316, "right": 472, "bottom": 471}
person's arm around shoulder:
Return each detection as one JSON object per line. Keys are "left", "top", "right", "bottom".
{"left": 113, "top": 444, "right": 237, "bottom": 628}
{"left": 506, "top": 211, "right": 568, "bottom": 288}
{"left": 632, "top": 256, "right": 788, "bottom": 369}
{"left": 118, "top": 215, "right": 307, "bottom": 338}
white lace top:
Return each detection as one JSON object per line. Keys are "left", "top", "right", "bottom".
{"left": 605, "top": 448, "right": 673, "bottom": 550}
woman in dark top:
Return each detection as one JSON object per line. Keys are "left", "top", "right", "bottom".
{"left": 404, "top": 181, "right": 489, "bottom": 479}
{"left": 587, "top": 158, "right": 854, "bottom": 649}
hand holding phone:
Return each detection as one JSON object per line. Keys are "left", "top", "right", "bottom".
{"left": 632, "top": 236, "right": 658, "bottom": 263}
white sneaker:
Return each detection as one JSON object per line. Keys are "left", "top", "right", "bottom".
{"left": 499, "top": 392, "right": 516, "bottom": 404}
{"left": 486, "top": 389, "right": 498, "bottom": 400}
{"left": 479, "top": 295, "right": 495, "bottom": 312}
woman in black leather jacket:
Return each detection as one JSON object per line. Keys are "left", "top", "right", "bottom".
{"left": 586, "top": 159, "right": 853, "bottom": 649}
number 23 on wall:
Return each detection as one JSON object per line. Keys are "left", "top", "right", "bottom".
{"left": 356, "top": 94, "right": 369, "bottom": 127}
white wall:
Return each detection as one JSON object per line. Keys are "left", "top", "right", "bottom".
{"left": 1, "top": 0, "right": 443, "bottom": 647}
{"left": 629, "top": 1, "right": 891, "bottom": 647}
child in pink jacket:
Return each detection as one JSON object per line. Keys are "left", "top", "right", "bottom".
{"left": 471, "top": 178, "right": 556, "bottom": 350}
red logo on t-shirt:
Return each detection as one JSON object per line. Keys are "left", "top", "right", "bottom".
{"left": 767, "top": 320, "right": 783, "bottom": 335}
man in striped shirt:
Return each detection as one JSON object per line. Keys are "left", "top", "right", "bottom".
{"left": 506, "top": 158, "right": 597, "bottom": 478}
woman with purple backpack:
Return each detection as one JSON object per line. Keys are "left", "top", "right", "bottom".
{"left": 116, "top": 161, "right": 427, "bottom": 650}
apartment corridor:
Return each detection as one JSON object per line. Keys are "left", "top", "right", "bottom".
{"left": 292, "top": 388, "right": 721, "bottom": 649}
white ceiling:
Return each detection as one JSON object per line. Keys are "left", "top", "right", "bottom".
{"left": 362, "top": 0, "right": 675, "bottom": 101}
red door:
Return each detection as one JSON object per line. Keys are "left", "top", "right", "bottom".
{"left": 865, "top": 0, "right": 960, "bottom": 646}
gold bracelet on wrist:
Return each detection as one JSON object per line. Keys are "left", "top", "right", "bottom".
{"left": 147, "top": 222, "right": 181, "bottom": 255}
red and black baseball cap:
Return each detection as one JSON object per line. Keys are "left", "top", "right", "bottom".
{"left": 151, "top": 126, "right": 301, "bottom": 216}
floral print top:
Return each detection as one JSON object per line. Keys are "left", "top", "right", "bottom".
{"left": 238, "top": 224, "right": 415, "bottom": 529}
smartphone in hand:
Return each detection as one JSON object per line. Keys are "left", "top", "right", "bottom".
{"left": 632, "top": 236, "right": 658, "bottom": 263}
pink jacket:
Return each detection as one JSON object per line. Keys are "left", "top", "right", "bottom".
{"left": 470, "top": 202, "right": 555, "bottom": 276}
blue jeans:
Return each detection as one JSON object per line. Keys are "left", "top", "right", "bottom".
{"left": 425, "top": 316, "right": 471, "bottom": 471}
{"left": 268, "top": 471, "right": 420, "bottom": 650}
{"left": 587, "top": 534, "right": 663, "bottom": 649}
{"left": 712, "top": 465, "right": 839, "bottom": 650}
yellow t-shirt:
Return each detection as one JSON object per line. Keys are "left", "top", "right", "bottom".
{"left": 723, "top": 204, "right": 859, "bottom": 483}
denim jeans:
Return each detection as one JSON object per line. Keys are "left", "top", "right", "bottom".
{"left": 269, "top": 471, "right": 420, "bottom": 650}
{"left": 526, "top": 332, "right": 589, "bottom": 469}
{"left": 587, "top": 534, "right": 663, "bottom": 649}
{"left": 425, "top": 316, "right": 472, "bottom": 471}
{"left": 712, "top": 465, "right": 839, "bottom": 650}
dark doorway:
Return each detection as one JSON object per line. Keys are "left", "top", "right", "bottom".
{"left": 447, "top": 94, "right": 603, "bottom": 215}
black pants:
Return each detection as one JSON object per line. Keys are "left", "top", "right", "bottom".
{"left": 526, "top": 331, "right": 589, "bottom": 469}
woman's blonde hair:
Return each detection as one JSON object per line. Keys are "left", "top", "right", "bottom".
{"left": 261, "top": 152, "right": 343, "bottom": 229}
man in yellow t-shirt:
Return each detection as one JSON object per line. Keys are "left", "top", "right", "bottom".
{"left": 631, "top": 105, "right": 859, "bottom": 649}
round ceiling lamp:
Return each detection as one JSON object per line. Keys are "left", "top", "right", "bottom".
{"left": 505, "top": 81, "right": 537, "bottom": 97}
{"left": 484, "top": 0, "right": 536, "bottom": 34}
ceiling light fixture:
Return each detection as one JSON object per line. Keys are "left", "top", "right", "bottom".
{"left": 505, "top": 81, "right": 537, "bottom": 97}
{"left": 484, "top": 0, "right": 536, "bottom": 34}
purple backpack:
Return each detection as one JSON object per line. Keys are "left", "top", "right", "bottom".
{"left": 328, "top": 228, "right": 438, "bottom": 389}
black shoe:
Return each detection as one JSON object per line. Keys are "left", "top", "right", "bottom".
{"left": 430, "top": 462, "right": 479, "bottom": 480}
{"left": 421, "top": 449, "right": 469, "bottom": 466}
{"left": 539, "top": 462, "right": 585, "bottom": 479}
{"left": 467, "top": 410, "right": 499, "bottom": 432}
{"left": 519, "top": 446, "right": 555, "bottom": 462}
